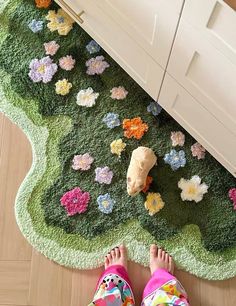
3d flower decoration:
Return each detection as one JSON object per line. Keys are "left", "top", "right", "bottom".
{"left": 59, "top": 55, "right": 75, "bottom": 71}
{"left": 76, "top": 87, "right": 99, "bottom": 107}
{"left": 35, "top": 0, "right": 52, "bottom": 8}
{"left": 191, "top": 142, "right": 206, "bottom": 160}
{"left": 110, "top": 139, "right": 126, "bottom": 157}
{"left": 86, "top": 40, "right": 101, "bottom": 54}
{"left": 72, "top": 153, "right": 94, "bottom": 171}
{"left": 171, "top": 131, "right": 185, "bottom": 147}
{"left": 147, "top": 102, "right": 162, "bottom": 116}
{"left": 97, "top": 193, "right": 115, "bottom": 214}
{"left": 46, "top": 9, "right": 74, "bottom": 35}
{"left": 178, "top": 175, "right": 208, "bottom": 203}
{"left": 142, "top": 176, "right": 153, "bottom": 193}
{"left": 122, "top": 117, "right": 148, "bottom": 140}
{"left": 60, "top": 187, "right": 90, "bottom": 216}
{"left": 164, "top": 149, "right": 186, "bottom": 171}
{"left": 28, "top": 56, "right": 58, "bottom": 83}
{"left": 229, "top": 188, "right": 236, "bottom": 210}
{"left": 110, "top": 86, "right": 128, "bottom": 100}
{"left": 103, "top": 113, "right": 121, "bottom": 129}
{"left": 55, "top": 79, "right": 72, "bottom": 95}
{"left": 95, "top": 166, "right": 113, "bottom": 184}
{"left": 28, "top": 19, "right": 43, "bottom": 33}
{"left": 43, "top": 40, "right": 60, "bottom": 56}
{"left": 144, "top": 192, "right": 165, "bottom": 216}
{"left": 85, "top": 56, "right": 110, "bottom": 75}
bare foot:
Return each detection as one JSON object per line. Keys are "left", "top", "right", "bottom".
{"left": 150, "top": 244, "right": 174, "bottom": 275}
{"left": 105, "top": 245, "right": 128, "bottom": 270}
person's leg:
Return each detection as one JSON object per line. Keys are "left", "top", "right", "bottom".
{"left": 141, "top": 245, "right": 189, "bottom": 306}
{"left": 88, "top": 245, "right": 135, "bottom": 306}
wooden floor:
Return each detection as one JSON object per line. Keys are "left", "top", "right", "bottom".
{"left": 0, "top": 112, "right": 236, "bottom": 306}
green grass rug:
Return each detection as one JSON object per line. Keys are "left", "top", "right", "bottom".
{"left": 0, "top": 0, "right": 236, "bottom": 280}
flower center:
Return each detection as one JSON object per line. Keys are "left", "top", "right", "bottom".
{"left": 37, "top": 64, "right": 46, "bottom": 74}
{"left": 73, "top": 198, "right": 78, "bottom": 204}
{"left": 102, "top": 200, "right": 109, "bottom": 208}
{"left": 130, "top": 124, "right": 138, "bottom": 130}
{"left": 187, "top": 186, "right": 197, "bottom": 195}
{"left": 57, "top": 16, "right": 65, "bottom": 23}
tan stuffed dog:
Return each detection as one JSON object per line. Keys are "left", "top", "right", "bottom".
{"left": 127, "top": 147, "right": 157, "bottom": 196}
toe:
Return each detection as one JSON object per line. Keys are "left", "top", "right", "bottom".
{"left": 111, "top": 249, "right": 116, "bottom": 260}
{"left": 105, "top": 256, "right": 109, "bottom": 269}
{"left": 107, "top": 253, "right": 112, "bottom": 264}
{"left": 157, "top": 247, "right": 162, "bottom": 259}
{"left": 164, "top": 252, "right": 169, "bottom": 263}
{"left": 115, "top": 246, "right": 120, "bottom": 258}
{"left": 169, "top": 256, "right": 174, "bottom": 274}
{"left": 150, "top": 244, "right": 157, "bottom": 258}
{"left": 161, "top": 249, "right": 165, "bottom": 260}
{"left": 119, "top": 244, "right": 127, "bottom": 259}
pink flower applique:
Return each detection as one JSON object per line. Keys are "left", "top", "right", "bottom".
{"left": 171, "top": 131, "right": 185, "bottom": 147}
{"left": 59, "top": 55, "right": 76, "bottom": 71}
{"left": 191, "top": 142, "right": 206, "bottom": 160}
{"left": 43, "top": 40, "right": 60, "bottom": 56}
{"left": 229, "top": 188, "right": 236, "bottom": 210}
{"left": 110, "top": 86, "right": 128, "bottom": 100}
{"left": 72, "top": 153, "right": 94, "bottom": 171}
{"left": 60, "top": 187, "right": 90, "bottom": 216}
{"left": 85, "top": 56, "right": 109, "bottom": 75}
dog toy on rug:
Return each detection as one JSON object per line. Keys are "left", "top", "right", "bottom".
{"left": 127, "top": 147, "right": 157, "bottom": 196}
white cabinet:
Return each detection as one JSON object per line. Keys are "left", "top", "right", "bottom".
{"left": 55, "top": 0, "right": 236, "bottom": 177}
{"left": 55, "top": 0, "right": 175, "bottom": 99}
{"left": 159, "top": 73, "right": 236, "bottom": 176}
{"left": 91, "top": 0, "right": 183, "bottom": 68}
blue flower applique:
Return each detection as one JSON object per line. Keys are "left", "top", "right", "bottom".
{"left": 102, "top": 113, "right": 120, "bottom": 129}
{"left": 28, "top": 19, "right": 44, "bottom": 33}
{"left": 86, "top": 40, "right": 101, "bottom": 54}
{"left": 97, "top": 193, "right": 115, "bottom": 214}
{"left": 147, "top": 102, "right": 162, "bottom": 116}
{"left": 164, "top": 149, "right": 186, "bottom": 171}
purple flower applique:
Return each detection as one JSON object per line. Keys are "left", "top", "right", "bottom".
{"left": 28, "top": 19, "right": 44, "bottom": 33}
{"left": 95, "top": 166, "right": 113, "bottom": 184}
{"left": 85, "top": 56, "right": 110, "bottom": 75}
{"left": 28, "top": 56, "right": 58, "bottom": 83}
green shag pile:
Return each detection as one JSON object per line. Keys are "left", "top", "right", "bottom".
{"left": 0, "top": 0, "right": 236, "bottom": 280}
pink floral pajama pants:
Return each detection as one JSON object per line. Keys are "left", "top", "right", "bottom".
{"left": 88, "top": 264, "right": 190, "bottom": 305}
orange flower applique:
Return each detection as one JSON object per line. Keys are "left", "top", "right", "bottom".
{"left": 122, "top": 117, "right": 148, "bottom": 140}
{"left": 35, "top": 0, "right": 52, "bottom": 8}
{"left": 142, "top": 176, "right": 153, "bottom": 193}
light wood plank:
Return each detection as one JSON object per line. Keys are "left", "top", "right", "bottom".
{"left": 0, "top": 261, "right": 30, "bottom": 305}
{"left": 0, "top": 114, "right": 32, "bottom": 260}
{"left": 29, "top": 250, "right": 73, "bottom": 306}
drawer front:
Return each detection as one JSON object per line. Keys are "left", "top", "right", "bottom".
{"left": 167, "top": 19, "right": 236, "bottom": 136}
{"left": 55, "top": 0, "right": 165, "bottom": 100}
{"left": 182, "top": 0, "right": 236, "bottom": 64}
{"left": 159, "top": 74, "right": 236, "bottom": 177}
{"left": 91, "top": 0, "right": 184, "bottom": 69}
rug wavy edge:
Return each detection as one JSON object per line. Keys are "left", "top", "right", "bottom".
{"left": 0, "top": 85, "right": 236, "bottom": 280}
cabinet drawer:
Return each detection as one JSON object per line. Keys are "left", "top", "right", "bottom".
{"left": 167, "top": 19, "right": 236, "bottom": 136}
{"left": 91, "top": 0, "right": 183, "bottom": 69}
{"left": 182, "top": 0, "right": 236, "bottom": 64}
{"left": 159, "top": 74, "right": 236, "bottom": 177}
{"left": 55, "top": 0, "right": 165, "bottom": 100}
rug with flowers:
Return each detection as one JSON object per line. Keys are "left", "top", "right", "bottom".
{"left": 0, "top": 0, "right": 236, "bottom": 280}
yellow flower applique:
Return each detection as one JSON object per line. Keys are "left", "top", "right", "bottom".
{"left": 46, "top": 9, "right": 74, "bottom": 36}
{"left": 144, "top": 192, "right": 164, "bottom": 216}
{"left": 110, "top": 139, "right": 126, "bottom": 157}
{"left": 55, "top": 79, "right": 72, "bottom": 96}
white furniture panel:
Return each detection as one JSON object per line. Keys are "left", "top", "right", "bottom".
{"left": 55, "top": 0, "right": 165, "bottom": 99}
{"left": 159, "top": 74, "right": 236, "bottom": 176}
{"left": 92, "top": 0, "right": 183, "bottom": 68}
{"left": 182, "top": 0, "right": 236, "bottom": 64}
{"left": 167, "top": 20, "right": 236, "bottom": 138}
